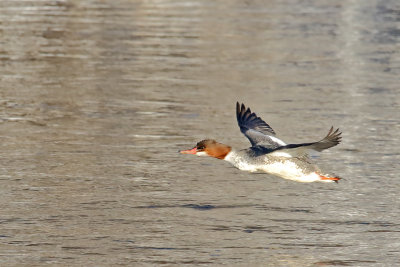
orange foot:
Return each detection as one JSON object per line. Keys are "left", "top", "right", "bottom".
{"left": 319, "top": 174, "right": 341, "bottom": 183}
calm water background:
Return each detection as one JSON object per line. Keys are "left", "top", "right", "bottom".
{"left": 0, "top": 0, "right": 399, "bottom": 266}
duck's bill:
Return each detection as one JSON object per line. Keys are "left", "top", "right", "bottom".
{"left": 180, "top": 147, "right": 197, "bottom": 154}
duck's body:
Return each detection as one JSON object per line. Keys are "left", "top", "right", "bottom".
{"left": 225, "top": 150, "right": 326, "bottom": 182}
{"left": 180, "top": 102, "right": 342, "bottom": 183}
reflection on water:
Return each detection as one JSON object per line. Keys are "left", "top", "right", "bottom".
{"left": 0, "top": 0, "right": 399, "bottom": 266}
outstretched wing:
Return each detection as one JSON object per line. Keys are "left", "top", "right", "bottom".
{"left": 270, "top": 127, "right": 342, "bottom": 157}
{"left": 236, "top": 102, "right": 286, "bottom": 149}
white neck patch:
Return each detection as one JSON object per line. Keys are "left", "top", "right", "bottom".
{"left": 223, "top": 151, "right": 234, "bottom": 161}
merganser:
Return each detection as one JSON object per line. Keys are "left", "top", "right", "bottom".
{"left": 180, "top": 102, "right": 342, "bottom": 183}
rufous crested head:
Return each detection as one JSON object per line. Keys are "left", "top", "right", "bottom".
{"left": 180, "top": 139, "right": 231, "bottom": 159}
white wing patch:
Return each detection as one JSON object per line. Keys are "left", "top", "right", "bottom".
{"left": 269, "top": 146, "right": 310, "bottom": 158}
{"left": 269, "top": 136, "right": 286, "bottom": 146}
{"left": 269, "top": 151, "right": 292, "bottom": 158}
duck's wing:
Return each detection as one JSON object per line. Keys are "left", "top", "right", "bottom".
{"left": 236, "top": 102, "right": 286, "bottom": 149}
{"left": 270, "top": 127, "right": 342, "bottom": 158}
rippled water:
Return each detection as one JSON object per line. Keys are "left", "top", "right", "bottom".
{"left": 0, "top": 0, "right": 399, "bottom": 266}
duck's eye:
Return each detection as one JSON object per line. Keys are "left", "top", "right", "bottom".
{"left": 197, "top": 146, "right": 205, "bottom": 150}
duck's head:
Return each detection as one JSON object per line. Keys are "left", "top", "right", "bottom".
{"left": 180, "top": 139, "right": 231, "bottom": 159}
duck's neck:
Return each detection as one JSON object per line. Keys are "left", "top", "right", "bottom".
{"left": 208, "top": 143, "right": 232, "bottom": 160}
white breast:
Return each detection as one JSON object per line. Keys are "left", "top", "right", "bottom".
{"left": 224, "top": 151, "right": 258, "bottom": 172}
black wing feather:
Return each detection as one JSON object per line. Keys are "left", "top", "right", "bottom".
{"left": 236, "top": 102, "right": 282, "bottom": 148}
{"left": 273, "top": 127, "right": 342, "bottom": 155}
{"left": 236, "top": 102, "right": 275, "bottom": 136}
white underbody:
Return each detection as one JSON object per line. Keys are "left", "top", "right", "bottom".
{"left": 224, "top": 151, "right": 330, "bottom": 183}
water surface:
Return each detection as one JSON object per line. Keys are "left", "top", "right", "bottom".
{"left": 0, "top": 0, "right": 399, "bottom": 266}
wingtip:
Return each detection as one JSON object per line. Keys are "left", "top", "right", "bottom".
{"left": 327, "top": 126, "right": 342, "bottom": 135}
{"left": 326, "top": 126, "right": 342, "bottom": 145}
{"left": 236, "top": 102, "right": 241, "bottom": 120}
{"left": 331, "top": 126, "right": 340, "bottom": 133}
{"left": 236, "top": 102, "right": 250, "bottom": 113}
{"left": 236, "top": 102, "right": 250, "bottom": 121}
